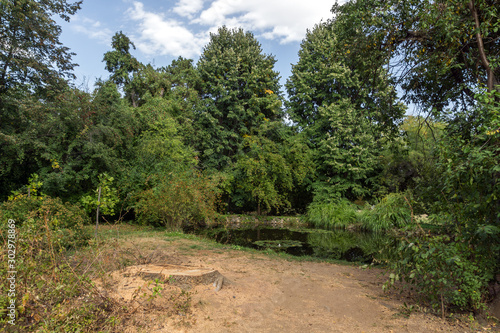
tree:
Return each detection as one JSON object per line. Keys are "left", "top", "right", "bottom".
{"left": 103, "top": 31, "right": 141, "bottom": 106}
{"left": 196, "top": 26, "right": 283, "bottom": 170}
{"left": 0, "top": 80, "right": 140, "bottom": 201}
{"left": 313, "top": 99, "right": 385, "bottom": 202}
{"left": 337, "top": 0, "right": 500, "bottom": 312}
{"left": 353, "top": 0, "right": 500, "bottom": 116}
{"left": 286, "top": 21, "right": 356, "bottom": 132}
{"left": 117, "top": 107, "right": 197, "bottom": 202}
{"left": 230, "top": 120, "right": 315, "bottom": 215}
{"left": 128, "top": 57, "right": 201, "bottom": 125}
{"left": 286, "top": 8, "right": 405, "bottom": 201}
{"left": 0, "top": 0, "right": 81, "bottom": 98}
{"left": 232, "top": 133, "right": 292, "bottom": 215}
{"left": 286, "top": 8, "right": 405, "bottom": 144}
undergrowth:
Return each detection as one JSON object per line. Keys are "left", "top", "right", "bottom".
{"left": 0, "top": 197, "right": 195, "bottom": 332}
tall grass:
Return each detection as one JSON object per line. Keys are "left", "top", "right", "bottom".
{"left": 304, "top": 199, "right": 357, "bottom": 230}
{"left": 357, "top": 192, "right": 412, "bottom": 232}
{"left": 304, "top": 193, "right": 413, "bottom": 232}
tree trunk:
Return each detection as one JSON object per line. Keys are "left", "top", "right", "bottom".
{"left": 469, "top": 0, "right": 497, "bottom": 92}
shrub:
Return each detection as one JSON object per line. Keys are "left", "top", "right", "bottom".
{"left": 387, "top": 233, "right": 494, "bottom": 314}
{"left": 134, "top": 170, "right": 221, "bottom": 229}
{"left": 0, "top": 197, "right": 104, "bottom": 331}
{"left": 0, "top": 195, "right": 90, "bottom": 249}
{"left": 80, "top": 173, "right": 119, "bottom": 217}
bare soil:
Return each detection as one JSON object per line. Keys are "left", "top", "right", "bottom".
{"left": 94, "top": 230, "right": 494, "bottom": 332}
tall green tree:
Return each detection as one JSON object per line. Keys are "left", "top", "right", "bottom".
{"left": 128, "top": 57, "right": 201, "bottom": 129}
{"left": 196, "top": 26, "right": 283, "bottom": 170}
{"left": 339, "top": 0, "right": 500, "bottom": 312}
{"left": 103, "top": 31, "right": 141, "bottom": 106}
{"left": 286, "top": 7, "right": 405, "bottom": 201}
{"left": 313, "top": 99, "right": 386, "bottom": 201}
{"left": 286, "top": 8, "right": 405, "bottom": 143}
{"left": 0, "top": 81, "right": 138, "bottom": 201}
{"left": 120, "top": 103, "right": 197, "bottom": 197}
{"left": 0, "top": 0, "right": 81, "bottom": 98}
{"left": 1, "top": 0, "right": 83, "bottom": 197}
{"left": 122, "top": 57, "right": 204, "bottom": 158}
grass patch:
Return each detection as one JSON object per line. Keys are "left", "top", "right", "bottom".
{"left": 304, "top": 199, "right": 358, "bottom": 230}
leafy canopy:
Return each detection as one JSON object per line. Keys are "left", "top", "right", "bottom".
{"left": 196, "top": 26, "right": 283, "bottom": 169}
{"left": 0, "top": 0, "right": 82, "bottom": 97}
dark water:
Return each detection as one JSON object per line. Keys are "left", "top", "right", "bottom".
{"left": 195, "top": 227, "right": 397, "bottom": 264}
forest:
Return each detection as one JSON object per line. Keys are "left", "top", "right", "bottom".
{"left": 1, "top": 0, "right": 499, "bottom": 330}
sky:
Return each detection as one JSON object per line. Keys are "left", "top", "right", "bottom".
{"left": 57, "top": 0, "right": 342, "bottom": 92}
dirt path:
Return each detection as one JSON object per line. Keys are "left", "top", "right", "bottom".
{"left": 102, "top": 235, "right": 479, "bottom": 332}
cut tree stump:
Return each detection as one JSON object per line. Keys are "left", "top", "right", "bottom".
{"left": 123, "top": 264, "right": 227, "bottom": 291}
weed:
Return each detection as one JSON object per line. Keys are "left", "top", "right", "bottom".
{"left": 398, "top": 302, "right": 415, "bottom": 318}
{"left": 170, "top": 290, "right": 192, "bottom": 316}
{"left": 0, "top": 203, "right": 202, "bottom": 332}
{"left": 0, "top": 201, "right": 116, "bottom": 332}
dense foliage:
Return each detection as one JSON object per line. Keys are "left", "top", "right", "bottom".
{"left": 334, "top": 0, "right": 499, "bottom": 314}
{"left": 0, "top": 0, "right": 82, "bottom": 97}
{"left": 286, "top": 13, "right": 406, "bottom": 202}
{"left": 196, "top": 26, "right": 283, "bottom": 170}
{"left": 1, "top": 0, "right": 499, "bottom": 321}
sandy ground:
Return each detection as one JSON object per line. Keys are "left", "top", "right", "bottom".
{"left": 100, "top": 235, "right": 489, "bottom": 333}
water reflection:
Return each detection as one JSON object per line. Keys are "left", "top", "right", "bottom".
{"left": 196, "top": 227, "right": 397, "bottom": 264}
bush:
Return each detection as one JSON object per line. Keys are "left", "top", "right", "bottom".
{"left": 134, "top": 170, "right": 221, "bottom": 229}
{"left": 80, "top": 173, "right": 119, "bottom": 217}
{"left": 389, "top": 102, "right": 500, "bottom": 314}
{"left": 0, "top": 197, "right": 104, "bottom": 331}
{"left": 1, "top": 195, "right": 89, "bottom": 227}
{"left": 0, "top": 195, "right": 91, "bottom": 249}
{"left": 304, "top": 199, "right": 357, "bottom": 230}
{"left": 387, "top": 233, "right": 494, "bottom": 314}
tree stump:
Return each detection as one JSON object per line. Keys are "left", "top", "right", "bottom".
{"left": 124, "top": 264, "right": 226, "bottom": 290}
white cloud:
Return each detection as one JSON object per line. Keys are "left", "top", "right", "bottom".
{"left": 127, "top": 1, "right": 208, "bottom": 58}
{"left": 195, "top": 0, "right": 336, "bottom": 43}
{"left": 70, "top": 15, "right": 113, "bottom": 44}
{"left": 173, "top": 0, "right": 205, "bottom": 19}
{"left": 125, "top": 0, "right": 339, "bottom": 59}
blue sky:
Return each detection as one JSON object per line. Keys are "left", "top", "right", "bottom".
{"left": 57, "top": 0, "right": 341, "bottom": 92}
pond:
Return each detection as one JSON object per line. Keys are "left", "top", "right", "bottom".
{"left": 193, "top": 226, "right": 398, "bottom": 264}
